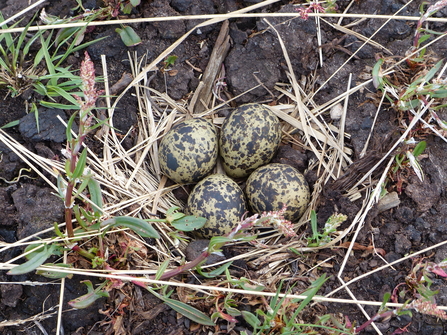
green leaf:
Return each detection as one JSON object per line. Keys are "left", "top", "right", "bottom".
{"left": 171, "top": 216, "right": 206, "bottom": 232}
{"left": 155, "top": 259, "right": 170, "bottom": 280}
{"left": 116, "top": 26, "right": 142, "bottom": 47}
{"left": 417, "top": 34, "right": 431, "bottom": 46}
{"left": 286, "top": 274, "right": 328, "bottom": 327}
{"left": 241, "top": 311, "right": 261, "bottom": 328}
{"left": 208, "top": 236, "right": 233, "bottom": 253}
{"left": 39, "top": 33, "right": 56, "bottom": 76}
{"left": 196, "top": 261, "right": 232, "bottom": 279}
{"left": 1, "top": 119, "right": 20, "bottom": 128}
{"left": 431, "top": 90, "right": 447, "bottom": 98}
{"left": 36, "top": 263, "right": 73, "bottom": 279}
{"left": 47, "top": 84, "right": 80, "bottom": 104}
{"left": 380, "top": 292, "right": 391, "bottom": 311}
{"left": 8, "top": 244, "right": 57, "bottom": 275}
{"left": 68, "top": 280, "right": 109, "bottom": 309}
{"left": 103, "top": 216, "right": 160, "bottom": 238}
{"left": 56, "top": 27, "right": 82, "bottom": 47}
{"left": 130, "top": 0, "right": 140, "bottom": 6}
{"left": 372, "top": 58, "right": 384, "bottom": 89}
{"left": 165, "top": 55, "right": 178, "bottom": 67}
{"left": 72, "top": 148, "right": 88, "bottom": 180}
{"left": 424, "top": 59, "right": 443, "bottom": 83}
{"left": 40, "top": 100, "right": 81, "bottom": 110}
{"left": 148, "top": 287, "right": 215, "bottom": 326}
{"left": 166, "top": 206, "right": 185, "bottom": 223}
{"left": 413, "top": 141, "right": 426, "bottom": 158}
{"left": 72, "top": 174, "right": 92, "bottom": 200}
{"left": 24, "top": 243, "right": 46, "bottom": 260}
{"left": 66, "top": 115, "right": 82, "bottom": 145}
{"left": 88, "top": 178, "right": 103, "bottom": 216}
{"left": 53, "top": 222, "right": 66, "bottom": 239}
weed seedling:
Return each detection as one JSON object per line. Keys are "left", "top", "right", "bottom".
{"left": 306, "top": 210, "right": 347, "bottom": 247}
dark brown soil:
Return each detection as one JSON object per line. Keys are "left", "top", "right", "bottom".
{"left": 2, "top": 0, "right": 447, "bottom": 334}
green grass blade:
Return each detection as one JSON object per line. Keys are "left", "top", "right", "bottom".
{"left": 1, "top": 120, "right": 20, "bottom": 128}
{"left": 103, "top": 216, "right": 160, "bottom": 238}
{"left": 39, "top": 101, "right": 80, "bottom": 110}
{"left": 147, "top": 287, "right": 214, "bottom": 326}
{"left": 87, "top": 178, "right": 103, "bottom": 216}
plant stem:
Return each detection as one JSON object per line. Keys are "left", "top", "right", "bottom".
{"left": 354, "top": 310, "right": 396, "bottom": 333}
{"left": 157, "top": 249, "right": 210, "bottom": 280}
{"left": 72, "top": 245, "right": 96, "bottom": 260}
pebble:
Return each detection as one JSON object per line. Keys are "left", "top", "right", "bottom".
{"left": 19, "top": 108, "right": 68, "bottom": 143}
{"left": 394, "top": 235, "right": 411, "bottom": 255}
{"left": 393, "top": 206, "right": 413, "bottom": 223}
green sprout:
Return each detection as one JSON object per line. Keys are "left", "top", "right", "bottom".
{"left": 392, "top": 140, "right": 426, "bottom": 183}
{"left": 164, "top": 55, "right": 178, "bottom": 69}
{"left": 306, "top": 210, "right": 347, "bottom": 247}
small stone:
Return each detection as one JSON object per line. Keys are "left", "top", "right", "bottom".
{"left": 394, "top": 235, "right": 411, "bottom": 255}
{"left": 0, "top": 284, "right": 22, "bottom": 307}
{"left": 272, "top": 145, "right": 308, "bottom": 173}
{"left": 361, "top": 116, "right": 373, "bottom": 130}
{"left": 12, "top": 185, "right": 65, "bottom": 240}
{"left": 393, "top": 206, "right": 413, "bottom": 223}
{"left": 330, "top": 103, "right": 343, "bottom": 120}
{"left": 185, "top": 239, "right": 226, "bottom": 265}
{"left": 19, "top": 108, "right": 68, "bottom": 143}
{"left": 377, "top": 192, "right": 400, "bottom": 213}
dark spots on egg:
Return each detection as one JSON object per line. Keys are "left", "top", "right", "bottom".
{"left": 219, "top": 103, "right": 282, "bottom": 178}
{"left": 165, "top": 152, "right": 180, "bottom": 171}
{"left": 187, "top": 174, "right": 247, "bottom": 238}
{"left": 158, "top": 118, "right": 218, "bottom": 184}
{"left": 246, "top": 163, "right": 310, "bottom": 222}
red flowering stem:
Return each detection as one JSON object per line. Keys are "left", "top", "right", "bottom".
{"left": 157, "top": 249, "right": 210, "bottom": 280}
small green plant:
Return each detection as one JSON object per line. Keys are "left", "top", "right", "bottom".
{"left": 115, "top": 25, "right": 142, "bottom": 46}
{"left": 295, "top": 1, "right": 337, "bottom": 20}
{"left": 46, "top": 0, "right": 143, "bottom": 47}
{"left": 145, "top": 206, "right": 206, "bottom": 243}
{"left": 0, "top": 13, "right": 100, "bottom": 103}
{"left": 392, "top": 139, "right": 426, "bottom": 181}
{"left": 164, "top": 55, "right": 178, "bottom": 68}
{"left": 409, "top": 0, "right": 447, "bottom": 65}
{"left": 306, "top": 210, "right": 347, "bottom": 247}
{"left": 372, "top": 1, "right": 447, "bottom": 113}
{"left": 0, "top": 12, "right": 105, "bottom": 129}
{"left": 240, "top": 276, "right": 339, "bottom": 334}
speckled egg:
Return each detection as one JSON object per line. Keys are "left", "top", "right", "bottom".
{"left": 245, "top": 163, "right": 310, "bottom": 222}
{"left": 187, "top": 174, "right": 247, "bottom": 238}
{"left": 219, "top": 103, "right": 282, "bottom": 178}
{"left": 158, "top": 118, "right": 218, "bottom": 184}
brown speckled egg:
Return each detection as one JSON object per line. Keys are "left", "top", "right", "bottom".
{"left": 219, "top": 103, "right": 281, "bottom": 178}
{"left": 245, "top": 163, "right": 310, "bottom": 222}
{"left": 187, "top": 174, "right": 247, "bottom": 238}
{"left": 158, "top": 118, "right": 218, "bottom": 184}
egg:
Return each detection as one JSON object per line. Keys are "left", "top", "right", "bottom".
{"left": 245, "top": 163, "right": 310, "bottom": 222}
{"left": 158, "top": 118, "right": 218, "bottom": 184}
{"left": 187, "top": 174, "right": 247, "bottom": 238}
{"left": 219, "top": 103, "right": 282, "bottom": 178}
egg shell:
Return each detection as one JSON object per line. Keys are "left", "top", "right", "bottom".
{"left": 158, "top": 118, "right": 218, "bottom": 184}
{"left": 219, "top": 103, "right": 281, "bottom": 178}
{"left": 245, "top": 163, "right": 310, "bottom": 222}
{"left": 187, "top": 174, "right": 247, "bottom": 238}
